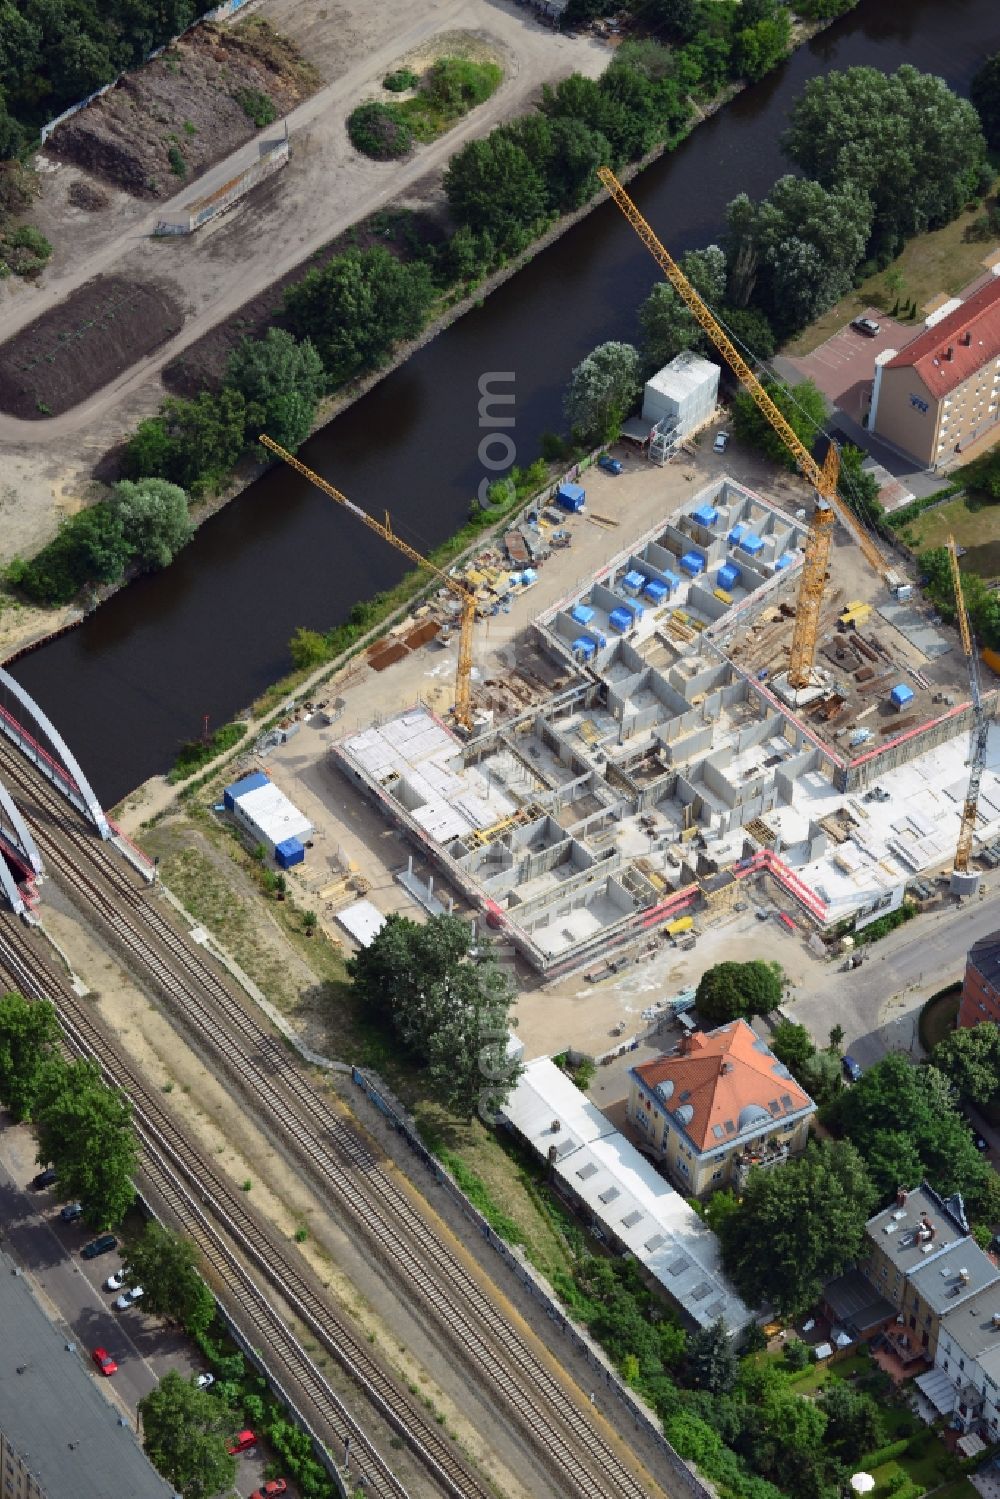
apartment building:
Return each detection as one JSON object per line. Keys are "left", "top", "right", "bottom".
{"left": 627, "top": 1020, "right": 815, "bottom": 1198}
{"left": 869, "top": 277, "right": 1000, "bottom": 468}
{"left": 0, "top": 1250, "right": 175, "bottom": 1499}
{"left": 959, "top": 930, "right": 1000, "bottom": 1028}
{"left": 859, "top": 1184, "right": 999, "bottom": 1363}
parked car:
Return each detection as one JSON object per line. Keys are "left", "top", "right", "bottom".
{"left": 249, "top": 1483, "right": 288, "bottom": 1499}
{"left": 842, "top": 1055, "right": 863, "bottom": 1083}
{"left": 195, "top": 1372, "right": 215, "bottom": 1390}
{"left": 30, "top": 1167, "right": 57, "bottom": 1190}
{"left": 114, "top": 1286, "right": 144, "bottom": 1309}
{"left": 973, "top": 1133, "right": 990, "bottom": 1153}
{"left": 851, "top": 316, "right": 880, "bottom": 337}
{"left": 105, "top": 1271, "right": 127, "bottom": 1293}
{"left": 81, "top": 1234, "right": 117, "bottom": 1260}
{"left": 60, "top": 1202, "right": 83, "bottom": 1222}
{"left": 91, "top": 1347, "right": 117, "bottom": 1377}
{"left": 597, "top": 454, "right": 622, "bottom": 475}
{"left": 228, "top": 1430, "right": 257, "bottom": 1455}
{"left": 713, "top": 431, "right": 730, "bottom": 453}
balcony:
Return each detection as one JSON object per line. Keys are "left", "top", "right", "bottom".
{"left": 734, "top": 1140, "right": 789, "bottom": 1188}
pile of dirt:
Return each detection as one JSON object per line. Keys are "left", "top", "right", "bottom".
{"left": 0, "top": 274, "right": 183, "bottom": 418}
{"left": 47, "top": 19, "right": 322, "bottom": 201}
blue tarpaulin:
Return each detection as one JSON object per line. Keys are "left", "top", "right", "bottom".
{"left": 680, "top": 551, "right": 705, "bottom": 576}
{"left": 728, "top": 524, "right": 747, "bottom": 545}
{"left": 718, "top": 563, "right": 741, "bottom": 591}
{"left": 622, "top": 569, "right": 645, "bottom": 593}
{"left": 692, "top": 505, "right": 719, "bottom": 527}
{"left": 609, "top": 607, "right": 632, "bottom": 632}
{"left": 572, "top": 636, "right": 597, "bottom": 660}
{"left": 890, "top": 684, "right": 914, "bottom": 710}
{"left": 662, "top": 570, "right": 682, "bottom": 592}
{"left": 643, "top": 578, "right": 669, "bottom": 603}
{"left": 775, "top": 552, "right": 795, "bottom": 572}
{"left": 571, "top": 603, "right": 595, "bottom": 625}
{"left": 739, "top": 533, "right": 764, "bottom": 556}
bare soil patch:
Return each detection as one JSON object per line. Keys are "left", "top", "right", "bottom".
{"left": 47, "top": 20, "right": 321, "bottom": 201}
{"left": 0, "top": 274, "right": 182, "bottom": 419}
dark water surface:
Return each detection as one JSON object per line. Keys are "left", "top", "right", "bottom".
{"left": 14, "top": 0, "right": 1000, "bottom": 803}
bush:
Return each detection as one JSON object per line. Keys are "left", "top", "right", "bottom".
{"left": 384, "top": 67, "right": 419, "bottom": 92}
{"left": 347, "top": 102, "right": 414, "bottom": 160}
{"left": 232, "top": 87, "right": 277, "bottom": 127}
{"left": 168, "top": 722, "right": 247, "bottom": 783}
{"left": 167, "top": 144, "right": 186, "bottom": 178}
{"left": 862, "top": 1438, "right": 914, "bottom": 1468}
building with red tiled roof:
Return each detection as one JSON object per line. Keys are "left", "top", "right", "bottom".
{"left": 958, "top": 930, "right": 1000, "bottom": 1029}
{"left": 869, "top": 277, "right": 1000, "bottom": 469}
{"left": 627, "top": 1019, "right": 815, "bottom": 1197}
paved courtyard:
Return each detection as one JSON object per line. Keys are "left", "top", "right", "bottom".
{"left": 784, "top": 307, "right": 914, "bottom": 423}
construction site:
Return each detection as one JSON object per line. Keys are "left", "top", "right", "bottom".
{"left": 296, "top": 170, "right": 1000, "bottom": 981}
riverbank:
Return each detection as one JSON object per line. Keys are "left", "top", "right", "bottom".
{"left": 1, "top": 14, "right": 836, "bottom": 667}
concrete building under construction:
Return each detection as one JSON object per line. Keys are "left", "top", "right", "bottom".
{"left": 335, "top": 477, "right": 1000, "bottom": 977}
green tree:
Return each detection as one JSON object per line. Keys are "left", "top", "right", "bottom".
{"left": 122, "top": 1224, "right": 215, "bottom": 1335}
{"left": 784, "top": 66, "right": 988, "bottom": 256}
{"left": 694, "top": 960, "right": 783, "bottom": 1026}
{"left": 931, "top": 1023, "right": 1000, "bottom": 1106}
{"left": 284, "top": 247, "right": 434, "bottom": 384}
{"left": 732, "top": 378, "right": 828, "bottom": 471}
{"left": 563, "top": 340, "right": 642, "bottom": 445}
{"left": 124, "top": 389, "right": 248, "bottom": 494}
{"left": 348, "top": 914, "right": 522, "bottom": 1117}
{"left": 0, "top": 992, "right": 60, "bottom": 1121}
{"left": 720, "top": 1139, "right": 876, "bottom": 1316}
{"left": 770, "top": 1021, "right": 814, "bottom": 1076}
{"left": 288, "top": 626, "right": 329, "bottom": 670}
{"left": 732, "top": 12, "right": 791, "bottom": 83}
{"left": 639, "top": 245, "right": 727, "bottom": 368}
{"left": 444, "top": 133, "right": 549, "bottom": 252}
{"left": 971, "top": 53, "right": 1000, "bottom": 152}
{"left": 703, "top": 1186, "right": 740, "bottom": 1236}
{"left": 139, "top": 1370, "right": 237, "bottom": 1499}
{"left": 819, "top": 1381, "right": 884, "bottom": 1465}
{"left": 225, "top": 328, "right": 325, "bottom": 457}
{"left": 838, "top": 445, "right": 883, "bottom": 529}
{"left": 17, "top": 504, "right": 133, "bottom": 606}
{"left": 687, "top": 1318, "right": 739, "bottom": 1394}
{"left": 109, "top": 478, "right": 193, "bottom": 571}
{"left": 33, "top": 1057, "right": 136, "bottom": 1228}
{"left": 718, "top": 304, "right": 776, "bottom": 362}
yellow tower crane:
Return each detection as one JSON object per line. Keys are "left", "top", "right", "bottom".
{"left": 945, "top": 535, "right": 989, "bottom": 885}
{"left": 259, "top": 435, "right": 477, "bottom": 731}
{"left": 596, "top": 165, "right": 888, "bottom": 689}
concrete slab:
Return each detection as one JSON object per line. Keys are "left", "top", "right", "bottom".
{"left": 876, "top": 601, "right": 954, "bottom": 660}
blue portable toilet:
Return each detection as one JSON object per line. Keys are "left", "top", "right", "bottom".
{"left": 571, "top": 603, "right": 595, "bottom": 626}
{"left": 718, "top": 563, "right": 741, "bottom": 592}
{"left": 556, "top": 482, "right": 586, "bottom": 513}
{"left": 275, "top": 837, "right": 305, "bottom": 869}
{"left": 643, "top": 578, "right": 668, "bottom": 604}
{"left": 680, "top": 551, "right": 705, "bottom": 577}
{"left": 224, "top": 770, "right": 268, "bottom": 811}
{"left": 890, "top": 684, "right": 914, "bottom": 711}
{"left": 609, "top": 606, "right": 632, "bottom": 633}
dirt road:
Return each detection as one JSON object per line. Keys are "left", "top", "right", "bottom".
{"left": 0, "top": 0, "right": 604, "bottom": 562}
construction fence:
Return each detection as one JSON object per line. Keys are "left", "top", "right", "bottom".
{"left": 351, "top": 1066, "right": 716, "bottom": 1499}
{"left": 154, "top": 130, "right": 289, "bottom": 235}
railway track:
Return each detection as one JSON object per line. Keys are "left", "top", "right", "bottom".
{"left": 0, "top": 920, "right": 487, "bottom": 1499}
{"left": 0, "top": 741, "right": 667, "bottom": 1499}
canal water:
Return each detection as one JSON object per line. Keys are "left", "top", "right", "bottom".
{"left": 14, "top": 0, "right": 1000, "bottom": 803}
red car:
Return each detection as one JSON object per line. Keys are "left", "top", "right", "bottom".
{"left": 91, "top": 1346, "right": 117, "bottom": 1377}
{"left": 227, "top": 1430, "right": 257, "bottom": 1455}
{"left": 249, "top": 1483, "right": 287, "bottom": 1499}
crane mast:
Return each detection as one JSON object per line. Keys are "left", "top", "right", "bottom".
{"left": 946, "top": 535, "right": 988, "bottom": 879}
{"left": 259, "top": 436, "right": 476, "bottom": 731}
{"left": 596, "top": 166, "right": 888, "bottom": 689}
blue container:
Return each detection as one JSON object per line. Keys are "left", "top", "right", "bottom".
{"left": 890, "top": 684, "right": 914, "bottom": 710}
{"left": 680, "top": 551, "right": 705, "bottom": 577}
{"left": 570, "top": 603, "right": 595, "bottom": 625}
{"left": 728, "top": 524, "right": 746, "bottom": 545}
{"left": 643, "top": 578, "right": 668, "bottom": 603}
{"left": 692, "top": 504, "right": 719, "bottom": 527}
{"left": 224, "top": 770, "right": 268, "bottom": 811}
{"left": 609, "top": 607, "right": 632, "bottom": 633}
{"left": 739, "top": 533, "right": 764, "bottom": 556}
{"left": 572, "top": 636, "right": 597, "bottom": 661}
{"left": 275, "top": 837, "right": 305, "bottom": 869}
{"left": 718, "top": 563, "right": 741, "bottom": 591}
{"left": 556, "top": 482, "right": 586, "bottom": 513}
{"left": 623, "top": 569, "right": 645, "bottom": 593}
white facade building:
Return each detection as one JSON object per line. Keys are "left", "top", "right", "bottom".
{"left": 641, "top": 352, "right": 720, "bottom": 437}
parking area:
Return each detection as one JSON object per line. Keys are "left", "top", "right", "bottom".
{"left": 785, "top": 307, "right": 915, "bottom": 422}
{"left": 0, "top": 1114, "right": 285, "bottom": 1499}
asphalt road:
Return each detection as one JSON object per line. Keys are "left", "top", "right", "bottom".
{"left": 792, "top": 887, "right": 1000, "bottom": 1068}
